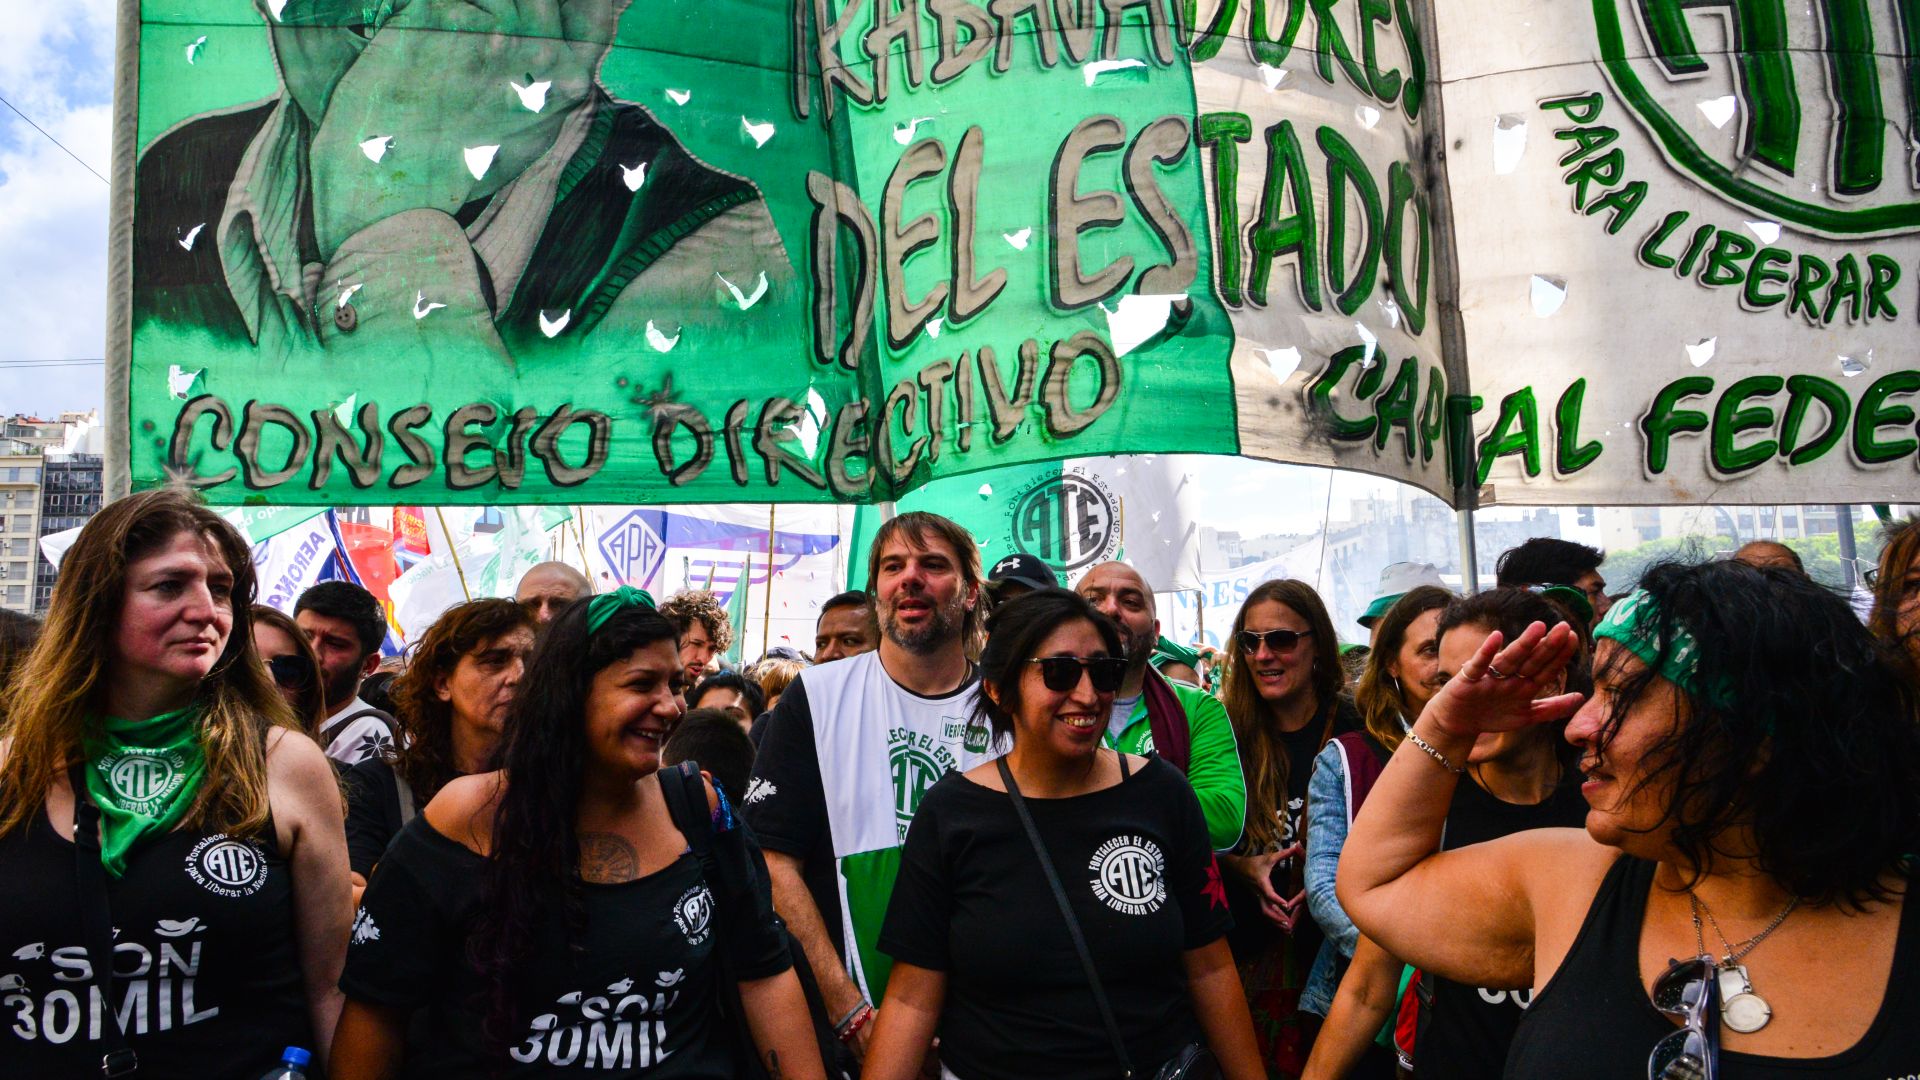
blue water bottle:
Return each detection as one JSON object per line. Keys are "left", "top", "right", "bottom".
{"left": 257, "top": 1047, "right": 311, "bottom": 1079}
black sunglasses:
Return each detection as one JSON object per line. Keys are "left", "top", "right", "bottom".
{"left": 1026, "top": 655, "right": 1127, "bottom": 693}
{"left": 1649, "top": 956, "right": 1719, "bottom": 1080}
{"left": 267, "top": 653, "right": 317, "bottom": 692}
{"left": 1237, "top": 628, "right": 1314, "bottom": 654}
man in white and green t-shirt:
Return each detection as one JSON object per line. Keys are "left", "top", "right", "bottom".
{"left": 743, "top": 511, "right": 993, "bottom": 1059}
{"left": 1077, "top": 561, "right": 1246, "bottom": 852}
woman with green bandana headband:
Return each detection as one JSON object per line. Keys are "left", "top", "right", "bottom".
{"left": 335, "top": 586, "right": 827, "bottom": 1078}
{"left": 0, "top": 488, "right": 351, "bottom": 1078}
{"left": 1337, "top": 559, "right": 1920, "bottom": 1079}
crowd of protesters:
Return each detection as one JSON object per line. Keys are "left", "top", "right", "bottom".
{"left": 0, "top": 488, "right": 1916, "bottom": 1078}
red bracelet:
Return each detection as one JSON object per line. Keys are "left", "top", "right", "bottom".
{"left": 836, "top": 1004, "right": 874, "bottom": 1043}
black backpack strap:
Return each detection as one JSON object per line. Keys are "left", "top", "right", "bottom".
{"left": 68, "top": 765, "right": 138, "bottom": 1077}
{"left": 997, "top": 756, "right": 1135, "bottom": 1078}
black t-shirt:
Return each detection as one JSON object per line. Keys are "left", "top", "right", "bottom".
{"left": 342, "top": 756, "right": 412, "bottom": 878}
{"left": 1416, "top": 769, "right": 1588, "bottom": 1080}
{"left": 0, "top": 805, "right": 310, "bottom": 1078}
{"left": 341, "top": 815, "right": 791, "bottom": 1077}
{"left": 879, "top": 757, "right": 1232, "bottom": 1080}
{"left": 738, "top": 676, "right": 845, "bottom": 955}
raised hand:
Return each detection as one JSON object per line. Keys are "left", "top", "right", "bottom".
{"left": 1422, "top": 620, "right": 1585, "bottom": 740}
{"left": 304, "top": 0, "right": 619, "bottom": 258}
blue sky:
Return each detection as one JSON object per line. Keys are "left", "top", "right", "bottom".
{"left": 0, "top": 0, "right": 116, "bottom": 417}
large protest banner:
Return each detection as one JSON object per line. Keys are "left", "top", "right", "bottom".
{"left": 112, "top": 0, "right": 1920, "bottom": 510}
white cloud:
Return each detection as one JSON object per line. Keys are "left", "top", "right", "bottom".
{"left": 0, "top": 2, "right": 115, "bottom": 415}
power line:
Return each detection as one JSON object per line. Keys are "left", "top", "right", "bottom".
{"left": 0, "top": 359, "right": 105, "bottom": 369}
{"left": 0, "top": 91, "right": 109, "bottom": 185}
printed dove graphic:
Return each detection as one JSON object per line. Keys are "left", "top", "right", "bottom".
{"left": 655, "top": 969, "right": 685, "bottom": 987}
{"left": 155, "top": 917, "right": 202, "bottom": 938}
{"left": 645, "top": 320, "right": 680, "bottom": 353}
{"left": 0, "top": 975, "right": 24, "bottom": 993}
{"left": 510, "top": 78, "right": 551, "bottom": 112}
{"left": 530, "top": 1013, "right": 559, "bottom": 1031}
{"left": 558, "top": 990, "right": 584, "bottom": 1005}
{"left": 716, "top": 271, "right": 769, "bottom": 310}
{"left": 11, "top": 944, "right": 43, "bottom": 961}
{"left": 607, "top": 978, "right": 635, "bottom": 993}
{"left": 176, "top": 223, "right": 204, "bottom": 251}
{"left": 741, "top": 117, "right": 776, "bottom": 147}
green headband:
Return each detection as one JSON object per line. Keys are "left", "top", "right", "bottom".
{"left": 1592, "top": 588, "right": 1730, "bottom": 708}
{"left": 586, "top": 585, "right": 656, "bottom": 634}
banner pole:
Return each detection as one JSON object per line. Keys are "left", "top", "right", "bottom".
{"left": 572, "top": 505, "right": 595, "bottom": 592}
{"left": 433, "top": 508, "right": 472, "bottom": 601}
{"left": 1456, "top": 507, "right": 1480, "bottom": 593}
{"left": 762, "top": 504, "right": 776, "bottom": 656}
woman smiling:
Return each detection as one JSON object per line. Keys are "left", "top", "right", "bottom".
{"left": 865, "top": 588, "right": 1262, "bottom": 1080}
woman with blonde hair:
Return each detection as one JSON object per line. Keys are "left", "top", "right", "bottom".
{"left": 1218, "top": 578, "right": 1356, "bottom": 1074}
{"left": 0, "top": 487, "right": 349, "bottom": 1076}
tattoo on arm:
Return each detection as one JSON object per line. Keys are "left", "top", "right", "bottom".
{"left": 764, "top": 1050, "right": 783, "bottom": 1079}
{"left": 578, "top": 832, "right": 639, "bottom": 884}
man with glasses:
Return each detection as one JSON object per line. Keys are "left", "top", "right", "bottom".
{"left": 743, "top": 511, "right": 995, "bottom": 1062}
{"left": 1076, "top": 561, "right": 1245, "bottom": 851}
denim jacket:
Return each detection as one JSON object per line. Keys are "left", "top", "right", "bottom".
{"left": 1301, "top": 738, "right": 1361, "bottom": 1016}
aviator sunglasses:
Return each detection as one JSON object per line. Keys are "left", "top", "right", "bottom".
{"left": 1648, "top": 956, "right": 1720, "bottom": 1080}
{"left": 1237, "top": 628, "right": 1314, "bottom": 654}
{"left": 1026, "top": 655, "right": 1128, "bottom": 693}
{"left": 267, "top": 653, "right": 317, "bottom": 693}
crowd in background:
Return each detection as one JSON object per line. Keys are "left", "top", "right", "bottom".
{"left": 0, "top": 489, "right": 1916, "bottom": 1078}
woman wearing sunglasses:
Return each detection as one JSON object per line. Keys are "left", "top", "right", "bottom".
{"left": 1339, "top": 560, "right": 1920, "bottom": 1079}
{"left": 253, "top": 604, "right": 330, "bottom": 736}
{"left": 866, "top": 588, "right": 1263, "bottom": 1079}
{"left": 341, "top": 597, "right": 535, "bottom": 905}
{"left": 1215, "top": 579, "right": 1357, "bottom": 1073}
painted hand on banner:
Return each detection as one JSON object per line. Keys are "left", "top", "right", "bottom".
{"left": 297, "top": 0, "right": 614, "bottom": 258}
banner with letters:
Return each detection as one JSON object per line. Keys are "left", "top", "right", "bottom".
{"left": 114, "top": 0, "right": 1919, "bottom": 509}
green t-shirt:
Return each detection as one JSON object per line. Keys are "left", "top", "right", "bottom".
{"left": 1102, "top": 681, "right": 1246, "bottom": 852}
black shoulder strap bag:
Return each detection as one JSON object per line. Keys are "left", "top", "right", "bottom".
{"left": 996, "top": 755, "right": 1216, "bottom": 1080}
{"left": 68, "top": 764, "right": 139, "bottom": 1077}
{"left": 656, "top": 762, "right": 853, "bottom": 1079}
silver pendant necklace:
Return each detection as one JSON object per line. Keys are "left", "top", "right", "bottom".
{"left": 1688, "top": 889, "right": 1799, "bottom": 1034}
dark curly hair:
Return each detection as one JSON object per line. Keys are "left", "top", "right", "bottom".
{"left": 1596, "top": 560, "right": 1919, "bottom": 908}
{"left": 972, "top": 588, "right": 1123, "bottom": 742}
{"left": 389, "top": 598, "right": 534, "bottom": 809}
{"left": 657, "top": 588, "right": 734, "bottom": 654}
{"left": 469, "top": 597, "right": 682, "bottom": 1051}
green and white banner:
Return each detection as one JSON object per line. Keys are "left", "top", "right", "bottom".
{"left": 112, "top": 0, "right": 1920, "bottom": 509}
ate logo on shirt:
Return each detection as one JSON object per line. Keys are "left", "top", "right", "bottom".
{"left": 672, "top": 885, "right": 714, "bottom": 946}
{"left": 98, "top": 748, "right": 189, "bottom": 815}
{"left": 889, "top": 728, "right": 960, "bottom": 839}
{"left": 183, "top": 834, "right": 269, "bottom": 897}
{"left": 1087, "top": 835, "right": 1166, "bottom": 916}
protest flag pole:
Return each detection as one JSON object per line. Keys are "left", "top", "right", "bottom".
{"left": 763, "top": 504, "right": 776, "bottom": 656}
{"left": 573, "top": 505, "right": 595, "bottom": 592}
{"left": 433, "top": 507, "right": 472, "bottom": 602}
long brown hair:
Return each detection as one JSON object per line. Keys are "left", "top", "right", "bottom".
{"left": 251, "top": 604, "right": 328, "bottom": 736}
{"left": 1225, "top": 579, "right": 1343, "bottom": 853}
{"left": 1869, "top": 517, "right": 1920, "bottom": 671}
{"left": 0, "top": 488, "right": 295, "bottom": 838}
{"left": 390, "top": 598, "right": 534, "bottom": 805}
{"left": 1354, "top": 586, "right": 1452, "bottom": 751}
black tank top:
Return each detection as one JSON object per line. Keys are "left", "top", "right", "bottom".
{"left": 1415, "top": 771, "right": 1588, "bottom": 1080}
{"left": 0, "top": 801, "right": 311, "bottom": 1078}
{"left": 1506, "top": 856, "right": 1920, "bottom": 1078}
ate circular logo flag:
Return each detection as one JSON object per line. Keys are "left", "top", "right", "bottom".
{"left": 1088, "top": 834, "right": 1167, "bottom": 916}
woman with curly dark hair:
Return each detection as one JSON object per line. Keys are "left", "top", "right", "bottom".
{"left": 1340, "top": 560, "right": 1920, "bottom": 1078}
{"left": 332, "top": 588, "right": 824, "bottom": 1078}
{"left": 340, "top": 598, "right": 535, "bottom": 904}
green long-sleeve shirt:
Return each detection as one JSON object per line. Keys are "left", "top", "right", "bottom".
{"left": 1103, "top": 681, "right": 1246, "bottom": 852}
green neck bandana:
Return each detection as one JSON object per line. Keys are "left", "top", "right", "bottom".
{"left": 1593, "top": 589, "right": 1731, "bottom": 709}
{"left": 82, "top": 706, "right": 208, "bottom": 877}
{"left": 586, "top": 585, "right": 656, "bottom": 634}
{"left": 1149, "top": 634, "right": 1201, "bottom": 672}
